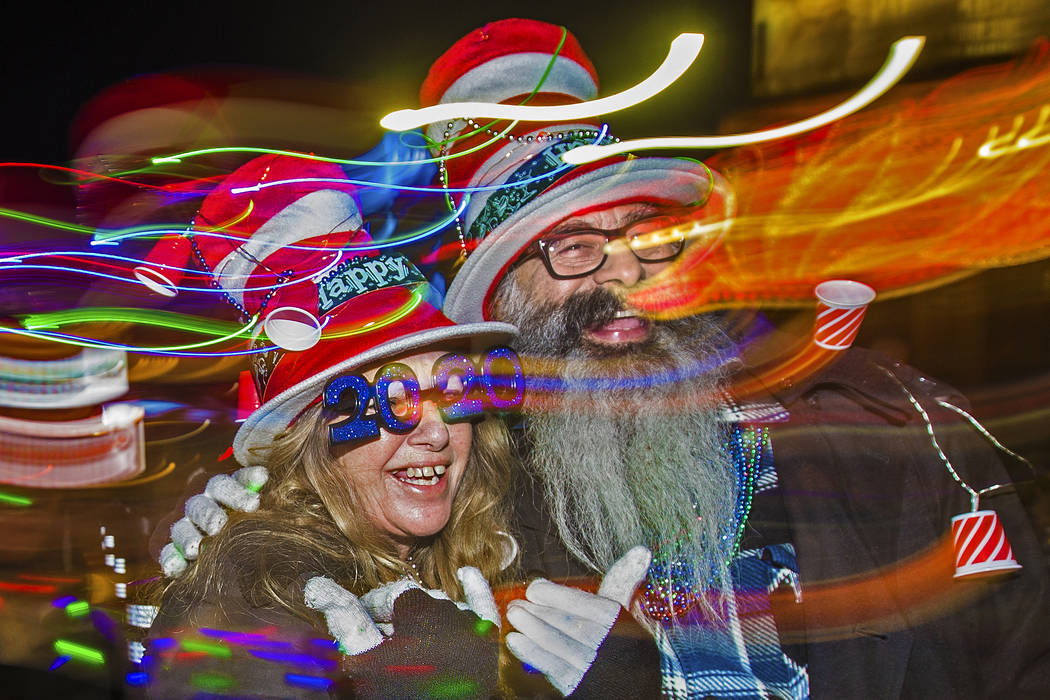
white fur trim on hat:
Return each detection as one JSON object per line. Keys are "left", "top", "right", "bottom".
{"left": 443, "top": 158, "right": 734, "bottom": 323}
{"left": 214, "top": 189, "right": 362, "bottom": 307}
{"left": 425, "top": 53, "right": 597, "bottom": 146}
{"left": 232, "top": 321, "right": 516, "bottom": 466}
{"left": 441, "top": 53, "right": 597, "bottom": 105}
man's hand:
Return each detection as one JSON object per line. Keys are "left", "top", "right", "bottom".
{"left": 159, "top": 466, "right": 269, "bottom": 576}
{"left": 505, "top": 545, "right": 657, "bottom": 697}
{"left": 305, "top": 568, "right": 500, "bottom": 699}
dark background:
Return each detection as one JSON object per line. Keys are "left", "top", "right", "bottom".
{"left": 0, "top": 2, "right": 752, "bottom": 163}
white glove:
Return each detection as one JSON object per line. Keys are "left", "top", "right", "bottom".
{"left": 505, "top": 545, "right": 652, "bottom": 696}
{"left": 304, "top": 576, "right": 385, "bottom": 654}
{"left": 159, "top": 466, "right": 269, "bottom": 576}
{"left": 304, "top": 566, "right": 499, "bottom": 652}
{"left": 305, "top": 568, "right": 502, "bottom": 700}
{"left": 306, "top": 566, "right": 497, "bottom": 650}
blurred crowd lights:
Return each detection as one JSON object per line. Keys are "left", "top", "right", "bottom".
{"left": 0, "top": 404, "right": 145, "bottom": 488}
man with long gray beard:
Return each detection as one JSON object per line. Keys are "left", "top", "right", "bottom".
{"left": 453, "top": 181, "right": 1050, "bottom": 700}
{"left": 425, "top": 18, "right": 1050, "bottom": 699}
{"left": 491, "top": 279, "right": 741, "bottom": 598}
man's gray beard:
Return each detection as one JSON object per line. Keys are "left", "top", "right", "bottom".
{"left": 492, "top": 274, "right": 740, "bottom": 616}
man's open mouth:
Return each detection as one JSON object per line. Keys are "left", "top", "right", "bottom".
{"left": 584, "top": 309, "right": 652, "bottom": 344}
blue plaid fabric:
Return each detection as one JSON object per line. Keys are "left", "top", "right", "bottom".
{"left": 655, "top": 434, "right": 809, "bottom": 699}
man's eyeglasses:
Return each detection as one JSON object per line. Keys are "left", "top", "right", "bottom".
{"left": 525, "top": 209, "right": 699, "bottom": 280}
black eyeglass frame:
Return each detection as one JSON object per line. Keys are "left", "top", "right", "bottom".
{"left": 521, "top": 209, "right": 694, "bottom": 280}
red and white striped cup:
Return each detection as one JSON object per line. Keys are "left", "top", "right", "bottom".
{"left": 950, "top": 510, "right": 1022, "bottom": 579}
{"left": 813, "top": 280, "right": 876, "bottom": 351}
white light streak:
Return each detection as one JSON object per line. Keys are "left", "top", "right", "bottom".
{"left": 379, "top": 33, "right": 705, "bottom": 131}
{"left": 561, "top": 36, "right": 925, "bottom": 164}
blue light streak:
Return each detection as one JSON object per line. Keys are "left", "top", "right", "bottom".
{"left": 285, "top": 673, "right": 333, "bottom": 691}
{"left": 229, "top": 126, "right": 608, "bottom": 197}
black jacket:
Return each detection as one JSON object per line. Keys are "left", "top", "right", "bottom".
{"left": 513, "top": 348, "right": 1050, "bottom": 698}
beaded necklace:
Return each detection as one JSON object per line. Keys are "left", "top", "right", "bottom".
{"left": 641, "top": 423, "right": 767, "bottom": 622}
{"left": 403, "top": 553, "right": 421, "bottom": 584}
{"left": 434, "top": 121, "right": 620, "bottom": 259}
{"left": 186, "top": 233, "right": 289, "bottom": 324}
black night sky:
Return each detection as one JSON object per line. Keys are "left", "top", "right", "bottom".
{"left": 0, "top": 2, "right": 752, "bottom": 163}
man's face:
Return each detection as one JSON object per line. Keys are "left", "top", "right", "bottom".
{"left": 489, "top": 203, "right": 738, "bottom": 600}
{"left": 511, "top": 203, "right": 677, "bottom": 348}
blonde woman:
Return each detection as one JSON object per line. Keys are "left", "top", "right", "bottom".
{"left": 132, "top": 148, "right": 527, "bottom": 697}
{"left": 146, "top": 284, "right": 520, "bottom": 699}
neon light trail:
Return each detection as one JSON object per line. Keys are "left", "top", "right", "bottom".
{"left": 53, "top": 641, "right": 105, "bottom": 665}
{"left": 627, "top": 44, "right": 1050, "bottom": 317}
{"left": 380, "top": 33, "right": 705, "bottom": 130}
{"left": 21, "top": 308, "right": 252, "bottom": 337}
{"left": 561, "top": 37, "right": 925, "bottom": 163}
{"left": 0, "top": 492, "right": 32, "bottom": 507}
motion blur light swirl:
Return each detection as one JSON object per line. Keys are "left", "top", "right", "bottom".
{"left": 561, "top": 37, "right": 925, "bottom": 163}
{"left": 379, "top": 34, "right": 705, "bottom": 130}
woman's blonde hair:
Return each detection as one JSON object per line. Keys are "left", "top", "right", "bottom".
{"left": 156, "top": 403, "right": 515, "bottom": 626}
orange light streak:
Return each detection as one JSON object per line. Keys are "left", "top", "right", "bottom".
{"left": 628, "top": 43, "right": 1050, "bottom": 318}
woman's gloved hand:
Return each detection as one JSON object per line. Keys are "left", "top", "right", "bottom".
{"left": 505, "top": 545, "right": 662, "bottom": 698}
{"left": 159, "top": 466, "right": 269, "bottom": 576}
{"left": 304, "top": 567, "right": 500, "bottom": 700}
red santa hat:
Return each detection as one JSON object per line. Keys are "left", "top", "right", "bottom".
{"left": 420, "top": 18, "right": 735, "bottom": 322}
{"left": 234, "top": 283, "right": 514, "bottom": 466}
{"left": 133, "top": 154, "right": 369, "bottom": 351}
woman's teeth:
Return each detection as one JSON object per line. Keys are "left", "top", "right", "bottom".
{"left": 406, "top": 465, "right": 446, "bottom": 478}
{"left": 400, "top": 464, "right": 447, "bottom": 486}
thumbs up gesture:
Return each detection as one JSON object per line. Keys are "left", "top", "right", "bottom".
{"left": 505, "top": 546, "right": 662, "bottom": 697}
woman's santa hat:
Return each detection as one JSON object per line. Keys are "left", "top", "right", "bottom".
{"left": 234, "top": 283, "right": 514, "bottom": 466}
{"left": 132, "top": 154, "right": 515, "bottom": 464}
{"left": 420, "top": 18, "right": 735, "bottom": 323}
{"left": 133, "top": 154, "right": 370, "bottom": 351}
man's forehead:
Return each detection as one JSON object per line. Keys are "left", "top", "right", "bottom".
{"left": 546, "top": 201, "right": 664, "bottom": 233}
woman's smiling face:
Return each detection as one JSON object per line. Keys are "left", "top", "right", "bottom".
{"left": 328, "top": 350, "right": 472, "bottom": 553}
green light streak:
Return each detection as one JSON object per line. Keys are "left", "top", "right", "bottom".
{"left": 0, "top": 207, "right": 96, "bottom": 235}
{"left": 92, "top": 223, "right": 199, "bottom": 244}
{"left": 153, "top": 146, "right": 376, "bottom": 166}
{"left": 181, "top": 639, "right": 232, "bottom": 658}
{"left": 65, "top": 601, "right": 90, "bottom": 618}
{"left": 0, "top": 492, "right": 32, "bottom": 507}
{"left": 472, "top": 618, "right": 495, "bottom": 636}
{"left": 192, "top": 672, "right": 235, "bottom": 691}
{"left": 150, "top": 122, "right": 517, "bottom": 168}
{"left": 325, "top": 290, "right": 421, "bottom": 339}
{"left": 53, "top": 640, "right": 105, "bottom": 665}
{"left": 423, "top": 26, "right": 565, "bottom": 153}
{"left": 0, "top": 206, "right": 197, "bottom": 245}
{"left": 22, "top": 308, "right": 248, "bottom": 337}
{"left": 3, "top": 316, "right": 258, "bottom": 353}
{"left": 425, "top": 678, "right": 479, "bottom": 699}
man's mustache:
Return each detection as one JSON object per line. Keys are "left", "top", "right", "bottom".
{"left": 557, "top": 288, "right": 624, "bottom": 346}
